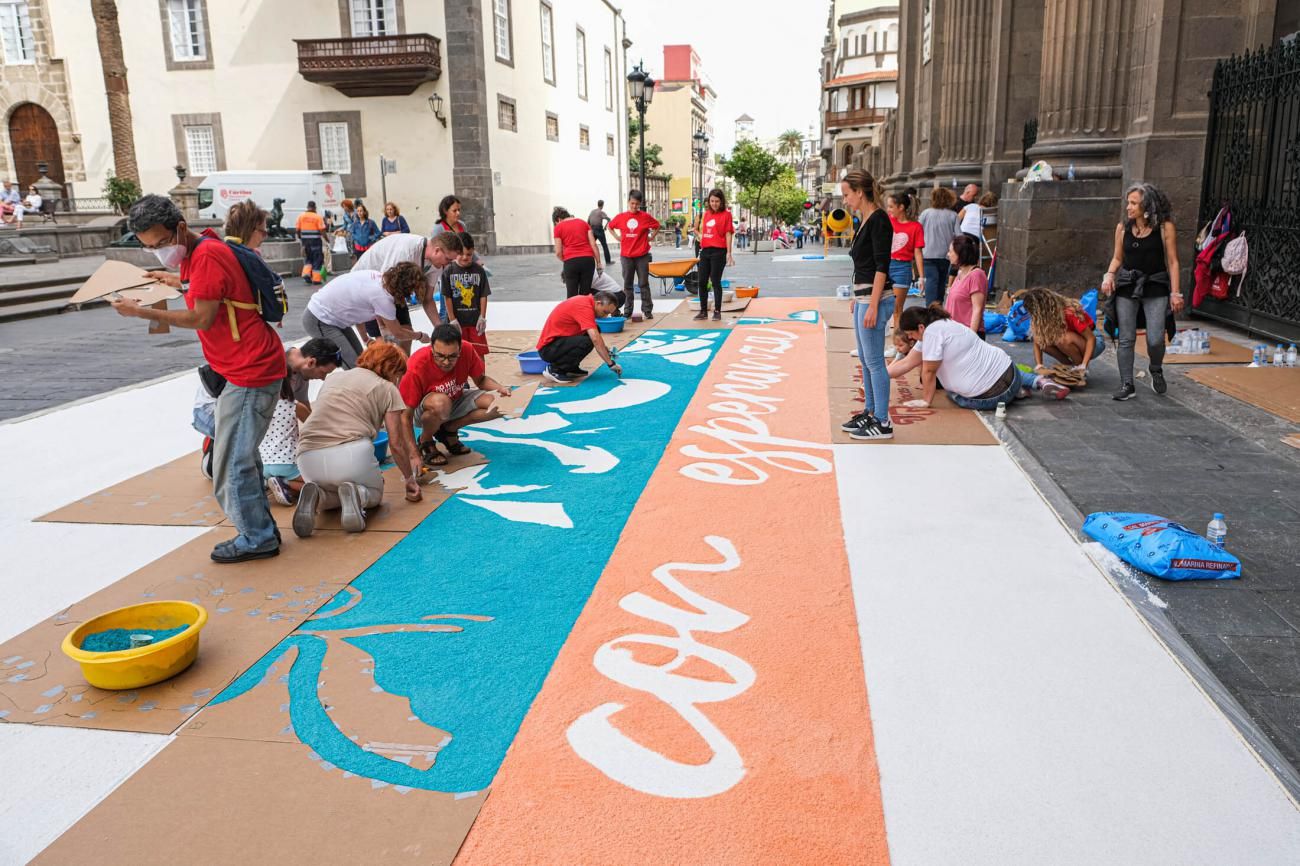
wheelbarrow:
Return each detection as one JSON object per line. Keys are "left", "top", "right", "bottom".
{"left": 649, "top": 258, "right": 699, "bottom": 297}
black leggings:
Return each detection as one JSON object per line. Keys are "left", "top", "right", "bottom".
{"left": 698, "top": 247, "right": 727, "bottom": 310}
{"left": 562, "top": 256, "right": 596, "bottom": 297}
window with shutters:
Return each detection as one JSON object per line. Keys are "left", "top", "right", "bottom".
{"left": 539, "top": 2, "right": 555, "bottom": 84}
{"left": 350, "top": 0, "right": 397, "bottom": 36}
{"left": 606, "top": 134, "right": 615, "bottom": 156}
{"left": 575, "top": 27, "right": 587, "bottom": 100}
{"left": 498, "top": 95, "right": 517, "bottom": 132}
{"left": 546, "top": 112, "right": 559, "bottom": 142}
{"left": 493, "top": 0, "right": 512, "bottom": 64}
{"left": 167, "top": 0, "right": 206, "bottom": 61}
{"left": 603, "top": 48, "right": 613, "bottom": 111}
{"left": 579, "top": 125, "right": 589, "bottom": 150}
{"left": 0, "top": 0, "right": 34, "bottom": 65}
{"left": 184, "top": 125, "right": 217, "bottom": 175}
{"left": 319, "top": 122, "right": 352, "bottom": 175}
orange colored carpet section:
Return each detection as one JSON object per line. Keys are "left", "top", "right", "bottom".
{"left": 456, "top": 298, "right": 890, "bottom": 865}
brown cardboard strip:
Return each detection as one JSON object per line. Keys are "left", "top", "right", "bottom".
{"left": 32, "top": 736, "right": 487, "bottom": 866}
{"left": 826, "top": 326, "right": 859, "bottom": 353}
{"left": 37, "top": 452, "right": 223, "bottom": 527}
{"left": 823, "top": 309, "right": 856, "bottom": 329}
{"left": 1137, "top": 337, "right": 1254, "bottom": 364}
{"left": 825, "top": 357, "right": 996, "bottom": 446}
{"left": 240, "top": 464, "right": 460, "bottom": 534}
{"left": 1185, "top": 366, "right": 1300, "bottom": 423}
{"left": 0, "top": 528, "right": 397, "bottom": 734}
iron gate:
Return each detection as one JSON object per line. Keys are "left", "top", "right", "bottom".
{"left": 1198, "top": 39, "right": 1300, "bottom": 341}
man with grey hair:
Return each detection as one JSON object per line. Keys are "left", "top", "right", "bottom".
{"left": 0, "top": 180, "right": 19, "bottom": 225}
{"left": 110, "top": 194, "right": 286, "bottom": 563}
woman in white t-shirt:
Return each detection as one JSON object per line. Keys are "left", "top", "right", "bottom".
{"left": 889, "top": 304, "right": 1069, "bottom": 410}
{"left": 301, "top": 263, "right": 430, "bottom": 367}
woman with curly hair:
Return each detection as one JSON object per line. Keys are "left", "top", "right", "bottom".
{"left": 1101, "top": 182, "right": 1182, "bottom": 400}
{"left": 294, "top": 342, "right": 423, "bottom": 536}
{"left": 1021, "top": 287, "right": 1106, "bottom": 376}
{"left": 302, "top": 261, "right": 430, "bottom": 367}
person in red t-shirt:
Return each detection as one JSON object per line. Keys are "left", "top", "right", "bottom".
{"left": 1021, "top": 287, "right": 1106, "bottom": 376}
{"left": 552, "top": 206, "right": 603, "bottom": 298}
{"left": 693, "top": 189, "right": 737, "bottom": 321}
{"left": 535, "top": 291, "right": 623, "bottom": 383}
{"left": 111, "top": 195, "right": 285, "bottom": 564}
{"left": 399, "top": 324, "right": 511, "bottom": 465}
{"left": 606, "top": 189, "right": 661, "bottom": 320}
{"left": 887, "top": 191, "right": 926, "bottom": 332}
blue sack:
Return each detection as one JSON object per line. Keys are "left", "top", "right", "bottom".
{"left": 1080, "top": 288, "right": 1098, "bottom": 321}
{"left": 1001, "top": 300, "right": 1031, "bottom": 342}
{"left": 1082, "top": 512, "right": 1241, "bottom": 580}
{"left": 983, "top": 311, "right": 1008, "bottom": 334}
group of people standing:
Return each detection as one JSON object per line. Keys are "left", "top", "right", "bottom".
{"left": 836, "top": 169, "right": 1182, "bottom": 440}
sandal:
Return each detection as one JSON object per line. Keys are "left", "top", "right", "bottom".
{"left": 436, "top": 428, "right": 472, "bottom": 456}
{"left": 418, "top": 440, "right": 448, "bottom": 467}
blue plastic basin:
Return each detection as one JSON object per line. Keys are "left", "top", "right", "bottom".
{"left": 517, "top": 350, "right": 547, "bottom": 374}
{"left": 596, "top": 316, "right": 626, "bottom": 333}
{"left": 373, "top": 431, "right": 389, "bottom": 464}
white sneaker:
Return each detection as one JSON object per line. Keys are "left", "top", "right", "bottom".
{"left": 883, "top": 345, "right": 897, "bottom": 359}
{"left": 293, "top": 482, "right": 319, "bottom": 538}
{"left": 337, "top": 482, "right": 367, "bottom": 533}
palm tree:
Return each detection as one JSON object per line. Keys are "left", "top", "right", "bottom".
{"left": 91, "top": 0, "right": 140, "bottom": 185}
{"left": 776, "top": 129, "right": 803, "bottom": 166}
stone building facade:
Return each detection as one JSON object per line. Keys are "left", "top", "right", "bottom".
{"left": 0, "top": 0, "right": 84, "bottom": 192}
{"left": 866, "top": 0, "right": 1298, "bottom": 293}
{"left": 819, "top": 0, "right": 899, "bottom": 185}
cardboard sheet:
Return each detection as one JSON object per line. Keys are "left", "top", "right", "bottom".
{"left": 37, "top": 452, "right": 223, "bottom": 527}
{"left": 827, "top": 366, "right": 997, "bottom": 446}
{"left": 1186, "top": 366, "right": 1300, "bottom": 423}
{"left": 246, "top": 465, "right": 458, "bottom": 534}
{"left": 1137, "top": 337, "right": 1255, "bottom": 364}
{"left": 686, "top": 295, "right": 753, "bottom": 313}
{"left": 826, "top": 326, "right": 859, "bottom": 353}
{"left": 68, "top": 260, "right": 178, "bottom": 305}
{"left": 0, "top": 528, "right": 397, "bottom": 734}
{"left": 32, "top": 737, "right": 487, "bottom": 866}
{"left": 823, "top": 309, "right": 857, "bottom": 329}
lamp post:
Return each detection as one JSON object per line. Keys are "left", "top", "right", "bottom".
{"left": 627, "top": 62, "right": 655, "bottom": 197}
{"left": 692, "top": 129, "right": 709, "bottom": 228}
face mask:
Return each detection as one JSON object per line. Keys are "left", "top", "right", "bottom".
{"left": 154, "top": 243, "right": 188, "bottom": 269}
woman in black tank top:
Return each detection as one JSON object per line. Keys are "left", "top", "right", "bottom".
{"left": 1100, "top": 183, "right": 1183, "bottom": 401}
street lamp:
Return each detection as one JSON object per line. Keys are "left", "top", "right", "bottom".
{"left": 627, "top": 62, "right": 655, "bottom": 196}
{"left": 692, "top": 129, "right": 709, "bottom": 227}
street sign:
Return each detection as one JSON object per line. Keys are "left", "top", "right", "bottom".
{"left": 820, "top": 182, "right": 836, "bottom": 195}
{"left": 671, "top": 199, "right": 684, "bottom": 212}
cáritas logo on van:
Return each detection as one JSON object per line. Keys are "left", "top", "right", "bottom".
{"left": 219, "top": 188, "right": 255, "bottom": 202}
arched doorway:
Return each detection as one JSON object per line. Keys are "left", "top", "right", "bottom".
{"left": 8, "top": 103, "right": 65, "bottom": 191}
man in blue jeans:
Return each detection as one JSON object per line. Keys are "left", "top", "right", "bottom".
{"left": 110, "top": 195, "right": 287, "bottom": 563}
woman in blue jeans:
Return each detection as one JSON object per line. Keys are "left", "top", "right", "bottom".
{"left": 892, "top": 304, "right": 1070, "bottom": 410}
{"left": 838, "top": 169, "right": 897, "bottom": 440}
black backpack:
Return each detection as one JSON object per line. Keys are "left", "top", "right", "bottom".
{"left": 198, "top": 236, "right": 289, "bottom": 340}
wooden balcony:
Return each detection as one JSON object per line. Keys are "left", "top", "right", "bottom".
{"left": 825, "top": 108, "right": 888, "bottom": 130}
{"left": 296, "top": 34, "right": 441, "bottom": 97}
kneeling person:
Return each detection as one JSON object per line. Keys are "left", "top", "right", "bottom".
{"left": 400, "top": 324, "right": 511, "bottom": 466}
{"left": 294, "top": 343, "right": 423, "bottom": 536}
{"left": 536, "top": 290, "right": 623, "bottom": 383}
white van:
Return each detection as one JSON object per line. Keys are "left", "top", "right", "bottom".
{"left": 196, "top": 171, "right": 345, "bottom": 226}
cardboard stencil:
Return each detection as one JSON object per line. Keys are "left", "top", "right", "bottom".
{"left": 0, "top": 528, "right": 397, "bottom": 734}
{"left": 37, "top": 452, "right": 223, "bottom": 527}
{"left": 68, "top": 259, "right": 179, "bottom": 305}
{"left": 32, "top": 737, "right": 488, "bottom": 866}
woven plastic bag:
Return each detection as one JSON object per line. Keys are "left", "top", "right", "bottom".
{"left": 1082, "top": 512, "right": 1241, "bottom": 581}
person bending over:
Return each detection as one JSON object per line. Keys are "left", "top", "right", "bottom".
{"left": 301, "top": 262, "right": 431, "bottom": 367}
{"left": 399, "top": 324, "right": 511, "bottom": 467}
{"left": 535, "top": 290, "right": 623, "bottom": 383}
{"left": 1020, "top": 287, "right": 1106, "bottom": 380}
{"left": 293, "top": 342, "right": 423, "bottom": 536}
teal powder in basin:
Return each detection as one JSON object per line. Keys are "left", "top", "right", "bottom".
{"left": 80, "top": 625, "right": 189, "bottom": 653}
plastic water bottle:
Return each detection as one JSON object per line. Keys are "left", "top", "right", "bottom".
{"left": 1200, "top": 330, "right": 1211, "bottom": 353}
{"left": 1068, "top": 163, "right": 1076, "bottom": 181}
{"left": 1207, "top": 513, "right": 1228, "bottom": 549}
{"left": 1288, "top": 344, "right": 1298, "bottom": 367}
{"left": 1274, "top": 344, "right": 1286, "bottom": 366}
{"left": 1251, "top": 346, "right": 1263, "bottom": 367}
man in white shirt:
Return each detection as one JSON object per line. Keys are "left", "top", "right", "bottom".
{"left": 352, "top": 231, "right": 462, "bottom": 330}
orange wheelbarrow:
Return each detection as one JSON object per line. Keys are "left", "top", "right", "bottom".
{"left": 649, "top": 257, "right": 699, "bottom": 296}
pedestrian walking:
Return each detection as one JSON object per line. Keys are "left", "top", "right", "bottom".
{"left": 737, "top": 218, "right": 748, "bottom": 249}
{"left": 693, "top": 189, "right": 735, "bottom": 321}
{"left": 295, "top": 200, "right": 327, "bottom": 285}
{"left": 839, "top": 169, "right": 897, "bottom": 441}
{"left": 381, "top": 202, "right": 410, "bottom": 236}
{"left": 349, "top": 203, "right": 380, "bottom": 255}
{"left": 918, "top": 187, "right": 961, "bottom": 305}
{"left": 887, "top": 191, "right": 925, "bottom": 333}
{"left": 1101, "top": 182, "right": 1183, "bottom": 401}
{"left": 553, "top": 206, "right": 603, "bottom": 297}
{"left": 607, "top": 189, "right": 661, "bottom": 320}
{"left": 111, "top": 195, "right": 286, "bottom": 563}
{"left": 588, "top": 199, "right": 612, "bottom": 265}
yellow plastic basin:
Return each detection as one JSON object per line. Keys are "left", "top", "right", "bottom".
{"left": 61, "top": 600, "right": 208, "bottom": 690}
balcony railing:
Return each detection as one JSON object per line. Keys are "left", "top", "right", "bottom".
{"left": 825, "top": 108, "right": 888, "bottom": 130}
{"left": 296, "top": 33, "right": 441, "bottom": 97}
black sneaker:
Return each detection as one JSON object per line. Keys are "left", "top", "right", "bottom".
{"left": 850, "top": 417, "right": 894, "bottom": 440}
{"left": 1151, "top": 369, "right": 1167, "bottom": 395}
{"left": 200, "top": 437, "right": 214, "bottom": 480}
{"left": 840, "top": 411, "right": 872, "bottom": 432}
{"left": 542, "top": 365, "right": 575, "bottom": 383}
{"left": 1112, "top": 383, "right": 1137, "bottom": 401}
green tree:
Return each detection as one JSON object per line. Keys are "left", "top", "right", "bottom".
{"left": 776, "top": 129, "right": 804, "bottom": 165}
{"left": 719, "top": 140, "right": 783, "bottom": 253}
{"left": 738, "top": 167, "right": 807, "bottom": 226}
{"left": 628, "top": 112, "right": 665, "bottom": 175}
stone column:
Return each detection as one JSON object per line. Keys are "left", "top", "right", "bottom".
{"left": 443, "top": 0, "right": 497, "bottom": 253}
{"left": 982, "top": 0, "right": 1045, "bottom": 187}
{"left": 932, "top": 0, "right": 993, "bottom": 186}
{"left": 1026, "top": 0, "right": 1136, "bottom": 178}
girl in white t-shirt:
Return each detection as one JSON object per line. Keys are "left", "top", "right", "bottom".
{"left": 890, "top": 304, "right": 1069, "bottom": 410}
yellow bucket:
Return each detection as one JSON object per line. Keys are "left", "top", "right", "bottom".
{"left": 61, "top": 600, "right": 208, "bottom": 690}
